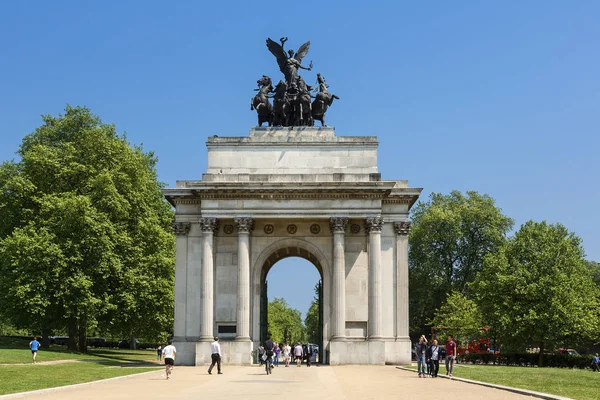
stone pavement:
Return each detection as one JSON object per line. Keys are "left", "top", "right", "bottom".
{"left": 10, "top": 365, "right": 535, "bottom": 400}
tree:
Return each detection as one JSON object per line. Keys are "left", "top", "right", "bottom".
{"left": 0, "top": 106, "right": 175, "bottom": 351}
{"left": 267, "top": 298, "right": 305, "bottom": 344}
{"left": 409, "top": 191, "right": 513, "bottom": 336}
{"left": 584, "top": 260, "right": 600, "bottom": 287}
{"left": 429, "top": 290, "right": 483, "bottom": 343}
{"left": 473, "top": 221, "right": 600, "bottom": 366}
{"left": 304, "top": 282, "right": 321, "bottom": 344}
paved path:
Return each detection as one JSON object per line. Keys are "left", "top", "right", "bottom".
{"left": 10, "top": 365, "right": 535, "bottom": 400}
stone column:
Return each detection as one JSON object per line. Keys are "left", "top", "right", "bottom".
{"left": 394, "top": 221, "right": 411, "bottom": 339}
{"left": 171, "top": 222, "right": 191, "bottom": 341}
{"left": 329, "top": 217, "right": 348, "bottom": 340}
{"left": 234, "top": 217, "right": 253, "bottom": 341}
{"left": 366, "top": 216, "right": 384, "bottom": 340}
{"left": 199, "top": 217, "right": 218, "bottom": 341}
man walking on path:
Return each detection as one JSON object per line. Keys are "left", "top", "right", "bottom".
{"left": 305, "top": 343, "right": 313, "bottom": 367}
{"left": 429, "top": 339, "right": 441, "bottom": 377}
{"left": 162, "top": 341, "right": 177, "bottom": 380}
{"left": 294, "top": 343, "right": 303, "bottom": 367}
{"left": 208, "top": 337, "right": 223, "bottom": 375}
{"left": 29, "top": 337, "right": 41, "bottom": 364}
{"left": 592, "top": 353, "right": 599, "bottom": 372}
{"left": 445, "top": 335, "right": 457, "bottom": 377}
{"left": 415, "top": 335, "right": 427, "bottom": 377}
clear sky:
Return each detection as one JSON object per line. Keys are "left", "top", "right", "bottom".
{"left": 1, "top": 1, "right": 599, "bottom": 317}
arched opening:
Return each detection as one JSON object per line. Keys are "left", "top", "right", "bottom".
{"left": 253, "top": 240, "right": 330, "bottom": 364}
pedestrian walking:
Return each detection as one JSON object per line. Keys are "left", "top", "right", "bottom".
{"left": 157, "top": 345, "right": 162, "bottom": 361}
{"left": 283, "top": 343, "right": 291, "bottom": 367}
{"left": 274, "top": 343, "right": 281, "bottom": 367}
{"left": 162, "top": 341, "right": 177, "bottom": 380}
{"left": 305, "top": 343, "right": 313, "bottom": 367}
{"left": 592, "top": 353, "right": 599, "bottom": 372}
{"left": 258, "top": 345, "right": 265, "bottom": 366}
{"left": 208, "top": 336, "right": 223, "bottom": 375}
{"left": 429, "top": 339, "right": 441, "bottom": 377}
{"left": 415, "top": 335, "right": 428, "bottom": 377}
{"left": 445, "top": 335, "right": 457, "bottom": 377}
{"left": 29, "top": 336, "right": 41, "bottom": 364}
{"left": 294, "top": 343, "right": 303, "bottom": 367}
{"left": 264, "top": 334, "right": 275, "bottom": 374}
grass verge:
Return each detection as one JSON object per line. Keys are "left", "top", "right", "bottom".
{"left": 407, "top": 364, "right": 599, "bottom": 400}
{"left": 0, "top": 338, "right": 161, "bottom": 395}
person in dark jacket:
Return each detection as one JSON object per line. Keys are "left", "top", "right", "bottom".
{"left": 304, "top": 343, "right": 313, "bottom": 367}
{"left": 415, "top": 336, "right": 428, "bottom": 377}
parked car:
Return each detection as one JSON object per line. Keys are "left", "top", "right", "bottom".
{"left": 118, "top": 339, "right": 140, "bottom": 349}
{"left": 89, "top": 338, "right": 106, "bottom": 347}
{"left": 51, "top": 336, "right": 69, "bottom": 346}
{"left": 558, "top": 348, "right": 580, "bottom": 356}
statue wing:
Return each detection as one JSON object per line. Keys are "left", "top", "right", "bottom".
{"left": 266, "top": 38, "right": 287, "bottom": 72}
{"left": 294, "top": 41, "right": 311, "bottom": 63}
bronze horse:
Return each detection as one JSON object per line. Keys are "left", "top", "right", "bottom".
{"left": 250, "top": 75, "right": 274, "bottom": 126}
{"left": 311, "top": 73, "right": 339, "bottom": 127}
{"left": 272, "top": 80, "right": 290, "bottom": 127}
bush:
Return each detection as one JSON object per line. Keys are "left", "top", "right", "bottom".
{"left": 457, "top": 352, "right": 595, "bottom": 369}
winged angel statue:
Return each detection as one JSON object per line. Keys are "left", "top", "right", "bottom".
{"left": 266, "top": 37, "right": 312, "bottom": 91}
{"left": 250, "top": 37, "right": 338, "bottom": 127}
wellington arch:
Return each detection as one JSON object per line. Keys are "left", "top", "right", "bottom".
{"left": 163, "top": 126, "right": 422, "bottom": 365}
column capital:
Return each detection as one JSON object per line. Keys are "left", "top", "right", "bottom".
{"left": 234, "top": 217, "right": 254, "bottom": 234}
{"left": 329, "top": 217, "right": 349, "bottom": 233}
{"left": 171, "top": 221, "right": 191, "bottom": 236}
{"left": 199, "top": 217, "right": 219, "bottom": 233}
{"left": 393, "top": 221, "right": 412, "bottom": 236}
{"left": 365, "top": 216, "right": 384, "bottom": 233}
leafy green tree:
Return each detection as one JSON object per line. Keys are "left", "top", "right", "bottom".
{"left": 473, "top": 221, "right": 600, "bottom": 366}
{"left": 267, "top": 298, "right": 305, "bottom": 344}
{"left": 429, "top": 290, "right": 483, "bottom": 343}
{"left": 0, "top": 106, "right": 174, "bottom": 351}
{"left": 304, "top": 283, "right": 320, "bottom": 344}
{"left": 409, "top": 190, "right": 513, "bottom": 337}
{"left": 584, "top": 260, "right": 600, "bottom": 287}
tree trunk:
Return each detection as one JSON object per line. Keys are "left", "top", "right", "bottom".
{"left": 129, "top": 332, "right": 136, "bottom": 350}
{"left": 78, "top": 321, "right": 87, "bottom": 353}
{"left": 41, "top": 327, "right": 50, "bottom": 349}
{"left": 68, "top": 319, "right": 78, "bottom": 351}
{"left": 537, "top": 341, "right": 544, "bottom": 367}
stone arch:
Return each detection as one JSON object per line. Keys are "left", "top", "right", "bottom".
{"left": 251, "top": 237, "right": 331, "bottom": 362}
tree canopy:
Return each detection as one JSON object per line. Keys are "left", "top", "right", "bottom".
{"left": 473, "top": 221, "right": 600, "bottom": 365}
{"left": 267, "top": 298, "right": 305, "bottom": 345}
{"left": 429, "top": 290, "right": 483, "bottom": 343}
{"left": 0, "top": 106, "right": 175, "bottom": 351}
{"left": 408, "top": 190, "right": 513, "bottom": 336}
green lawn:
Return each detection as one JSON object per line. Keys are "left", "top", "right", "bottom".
{"left": 408, "top": 364, "right": 599, "bottom": 400}
{"left": 0, "top": 338, "right": 162, "bottom": 395}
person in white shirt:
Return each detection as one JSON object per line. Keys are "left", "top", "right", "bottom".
{"left": 293, "top": 343, "right": 304, "bottom": 367}
{"left": 283, "top": 343, "right": 291, "bottom": 367}
{"left": 208, "top": 336, "right": 223, "bottom": 375}
{"left": 161, "top": 341, "right": 177, "bottom": 379}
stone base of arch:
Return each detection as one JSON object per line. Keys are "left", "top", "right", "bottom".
{"left": 164, "top": 127, "right": 421, "bottom": 366}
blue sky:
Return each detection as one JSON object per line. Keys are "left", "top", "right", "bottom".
{"left": 1, "top": 1, "right": 599, "bottom": 317}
